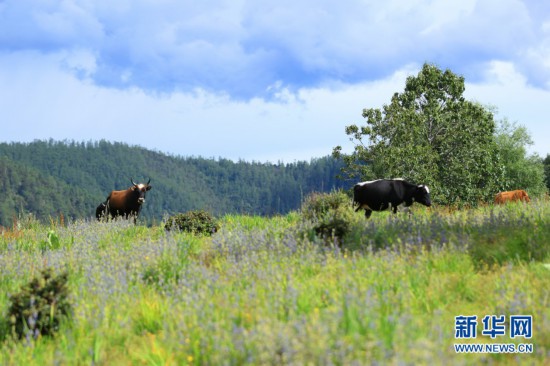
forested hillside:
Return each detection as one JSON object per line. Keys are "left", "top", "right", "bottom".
{"left": 0, "top": 140, "right": 346, "bottom": 226}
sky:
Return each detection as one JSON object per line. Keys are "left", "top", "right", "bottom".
{"left": 0, "top": 0, "right": 549, "bottom": 163}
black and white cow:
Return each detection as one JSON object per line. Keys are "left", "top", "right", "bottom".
{"left": 353, "top": 179, "right": 431, "bottom": 219}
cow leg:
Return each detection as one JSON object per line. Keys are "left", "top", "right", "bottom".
{"left": 364, "top": 209, "right": 372, "bottom": 219}
{"left": 96, "top": 203, "right": 105, "bottom": 221}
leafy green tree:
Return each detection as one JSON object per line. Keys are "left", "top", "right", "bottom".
{"left": 333, "top": 63, "right": 501, "bottom": 205}
{"left": 494, "top": 119, "right": 547, "bottom": 197}
{"left": 543, "top": 154, "right": 550, "bottom": 192}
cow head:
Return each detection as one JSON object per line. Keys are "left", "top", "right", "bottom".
{"left": 414, "top": 185, "right": 432, "bottom": 207}
{"left": 131, "top": 178, "right": 152, "bottom": 204}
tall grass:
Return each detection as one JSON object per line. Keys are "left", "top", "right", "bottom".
{"left": 0, "top": 201, "right": 549, "bottom": 365}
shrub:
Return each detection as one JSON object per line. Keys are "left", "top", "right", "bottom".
{"left": 312, "top": 211, "right": 351, "bottom": 240}
{"left": 165, "top": 210, "right": 220, "bottom": 235}
{"left": 300, "top": 191, "right": 353, "bottom": 243}
{"left": 301, "top": 190, "right": 351, "bottom": 221}
{"left": 7, "top": 268, "right": 72, "bottom": 340}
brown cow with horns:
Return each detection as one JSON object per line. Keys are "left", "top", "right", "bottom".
{"left": 96, "top": 178, "right": 152, "bottom": 222}
{"left": 494, "top": 190, "right": 530, "bottom": 205}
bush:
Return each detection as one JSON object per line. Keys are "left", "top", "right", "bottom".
{"left": 7, "top": 268, "right": 72, "bottom": 340}
{"left": 165, "top": 210, "right": 220, "bottom": 235}
{"left": 301, "top": 190, "right": 351, "bottom": 221}
{"left": 312, "top": 212, "right": 351, "bottom": 240}
{"left": 300, "top": 191, "right": 353, "bottom": 243}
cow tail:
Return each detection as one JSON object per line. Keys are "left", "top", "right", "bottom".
{"left": 104, "top": 193, "right": 112, "bottom": 206}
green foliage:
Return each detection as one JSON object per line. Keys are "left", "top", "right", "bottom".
{"left": 13, "top": 212, "right": 43, "bottom": 232}
{"left": 165, "top": 210, "right": 220, "bottom": 235}
{"left": 543, "top": 154, "right": 550, "bottom": 191}
{"left": 0, "top": 156, "right": 97, "bottom": 227}
{"left": 131, "top": 296, "right": 165, "bottom": 335}
{"left": 300, "top": 190, "right": 350, "bottom": 220}
{"left": 0, "top": 140, "right": 345, "bottom": 226}
{"left": 7, "top": 268, "right": 72, "bottom": 340}
{"left": 466, "top": 203, "right": 550, "bottom": 268}
{"left": 494, "top": 119, "right": 547, "bottom": 197}
{"left": 300, "top": 191, "right": 353, "bottom": 242}
{"left": 334, "top": 63, "right": 502, "bottom": 206}
{"left": 140, "top": 243, "right": 195, "bottom": 287}
{"left": 311, "top": 211, "right": 352, "bottom": 241}
{"left": 39, "top": 230, "right": 61, "bottom": 251}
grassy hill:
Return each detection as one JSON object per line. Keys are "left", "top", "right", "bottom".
{"left": 0, "top": 140, "right": 347, "bottom": 226}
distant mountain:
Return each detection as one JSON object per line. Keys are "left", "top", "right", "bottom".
{"left": 0, "top": 140, "right": 348, "bottom": 226}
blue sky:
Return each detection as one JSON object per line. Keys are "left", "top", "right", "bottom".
{"left": 1, "top": 0, "right": 549, "bottom": 162}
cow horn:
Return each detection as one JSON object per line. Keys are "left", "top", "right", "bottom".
{"left": 131, "top": 178, "right": 137, "bottom": 186}
{"left": 147, "top": 178, "right": 151, "bottom": 185}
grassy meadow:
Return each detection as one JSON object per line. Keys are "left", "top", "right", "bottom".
{"left": 0, "top": 199, "right": 549, "bottom": 365}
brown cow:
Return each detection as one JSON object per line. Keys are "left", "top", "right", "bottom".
{"left": 96, "top": 178, "right": 152, "bottom": 222}
{"left": 494, "top": 190, "right": 530, "bottom": 204}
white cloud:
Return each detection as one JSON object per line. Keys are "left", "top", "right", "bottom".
{"left": 2, "top": 0, "right": 548, "bottom": 97}
{"left": 1, "top": 51, "right": 549, "bottom": 161}
{"left": 521, "top": 19, "right": 550, "bottom": 88}
{"left": 0, "top": 51, "right": 408, "bottom": 161}
{"left": 466, "top": 61, "right": 550, "bottom": 156}
{"left": 0, "top": 0, "right": 103, "bottom": 49}
{"left": 1, "top": 1, "right": 549, "bottom": 161}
